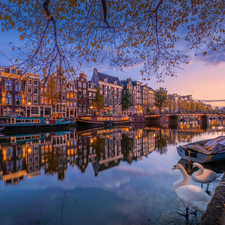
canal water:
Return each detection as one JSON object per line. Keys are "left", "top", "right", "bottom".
{"left": 0, "top": 120, "right": 225, "bottom": 225}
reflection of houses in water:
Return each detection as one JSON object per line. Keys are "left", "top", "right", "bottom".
{"left": 41, "top": 133, "right": 68, "bottom": 180}
{"left": 0, "top": 136, "right": 27, "bottom": 185}
{"left": 0, "top": 127, "right": 159, "bottom": 183}
{"left": 66, "top": 132, "right": 78, "bottom": 168}
{"left": 92, "top": 130, "right": 123, "bottom": 176}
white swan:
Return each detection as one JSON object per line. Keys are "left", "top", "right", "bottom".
{"left": 192, "top": 162, "right": 218, "bottom": 189}
{"left": 172, "top": 164, "right": 211, "bottom": 217}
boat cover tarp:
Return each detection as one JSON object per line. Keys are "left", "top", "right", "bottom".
{"left": 181, "top": 136, "right": 225, "bottom": 155}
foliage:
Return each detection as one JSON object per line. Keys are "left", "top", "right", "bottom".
{"left": 121, "top": 89, "right": 133, "bottom": 111}
{"left": 146, "top": 108, "right": 151, "bottom": 115}
{"left": 2, "top": 0, "right": 224, "bottom": 80}
{"left": 43, "top": 147, "right": 64, "bottom": 178}
{"left": 91, "top": 136, "right": 105, "bottom": 161}
{"left": 155, "top": 131, "right": 168, "bottom": 155}
{"left": 121, "top": 133, "right": 133, "bottom": 163}
{"left": 154, "top": 87, "right": 168, "bottom": 113}
{"left": 42, "top": 76, "right": 61, "bottom": 107}
{"left": 93, "top": 86, "right": 104, "bottom": 112}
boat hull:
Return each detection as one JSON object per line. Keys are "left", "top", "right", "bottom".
{"left": 2, "top": 121, "right": 71, "bottom": 131}
{"left": 76, "top": 117, "right": 130, "bottom": 127}
{"left": 177, "top": 146, "right": 225, "bottom": 163}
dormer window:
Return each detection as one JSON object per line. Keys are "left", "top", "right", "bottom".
{"left": 114, "top": 81, "right": 118, "bottom": 85}
{"left": 104, "top": 78, "right": 108, "bottom": 82}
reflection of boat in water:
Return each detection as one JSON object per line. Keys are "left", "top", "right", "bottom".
{"left": 0, "top": 130, "right": 72, "bottom": 145}
{"left": 76, "top": 115, "right": 130, "bottom": 127}
{"left": 177, "top": 138, "right": 225, "bottom": 163}
{"left": 76, "top": 125, "right": 131, "bottom": 135}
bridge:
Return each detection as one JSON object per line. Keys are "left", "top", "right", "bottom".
{"left": 144, "top": 113, "right": 223, "bottom": 125}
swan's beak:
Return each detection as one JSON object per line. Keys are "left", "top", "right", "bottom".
{"left": 172, "top": 166, "right": 176, "bottom": 170}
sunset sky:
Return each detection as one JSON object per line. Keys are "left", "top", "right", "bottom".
{"left": 1, "top": 28, "right": 225, "bottom": 108}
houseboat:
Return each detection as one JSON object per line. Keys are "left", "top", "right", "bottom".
{"left": 76, "top": 115, "right": 131, "bottom": 127}
{"left": 0, "top": 117, "right": 71, "bottom": 131}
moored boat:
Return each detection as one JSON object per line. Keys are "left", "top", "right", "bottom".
{"left": 0, "top": 116, "right": 71, "bottom": 131}
{"left": 76, "top": 115, "right": 130, "bottom": 127}
{"left": 177, "top": 137, "right": 225, "bottom": 163}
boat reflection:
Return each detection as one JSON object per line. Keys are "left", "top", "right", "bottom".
{"left": 1, "top": 122, "right": 225, "bottom": 185}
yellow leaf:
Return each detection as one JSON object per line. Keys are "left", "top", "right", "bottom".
{"left": 20, "top": 35, "right": 25, "bottom": 40}
{"left": 203, "top": 51, "right": 207, "bottom": 55}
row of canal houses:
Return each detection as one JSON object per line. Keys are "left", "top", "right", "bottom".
{"left": 0, "top": 128, "right": 156, "bottom": 184}
{"left": 0, "top": 66, "right": 155, "bottom": 118}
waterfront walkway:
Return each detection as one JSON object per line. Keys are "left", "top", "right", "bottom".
{"left": 200, "top": 173, "right": 225, "bottom": 225}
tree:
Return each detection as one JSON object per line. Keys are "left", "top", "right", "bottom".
{"left": 154, "top": 87, "right": 167, "bottom": 113}
{"left": 91, "top": 136, "right": 105, "bottom": 161}
{"left": 42, "top": 76, "right": 61, "bottom": 109}
{"left": 1, "top": 1, "right": 224, "bottom": 81}
{"left": 155, "top": 131, "right": 168, "bottom": 155}
{"left": 93, "top": 86, "right": 104, "bottom": 113}
{"left": 121, "top": 133, "right": 133, "bottom": 164}
{"left": 121, "top": 89, "right": 133, "bottom": 111}
{"left": 190, "top": 100, "right": 196, "bottom": 113}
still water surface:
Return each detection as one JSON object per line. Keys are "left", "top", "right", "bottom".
{"left": 0, "top": 120, "right": 225, "bottom": 225}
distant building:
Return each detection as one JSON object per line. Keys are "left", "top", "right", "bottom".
{"left": 75, "top": 74, "right": 89, "bottom": 115}
{"left": 132, "top": 80, "right": 143, "bottom": 115}
{"left": 91, "top": 68, "right": 123, "bottom": 114}
{"left": 121, "top": 78, "right": 134, "bottom": 115}
{"left": 0, "top": 66, "right": 26, "bottom": 116}
{"left": 66, "top": 80, "right": 77, "bottom": 118}
{"left": 88, "top": 81, "right": 97, "bottom": 114}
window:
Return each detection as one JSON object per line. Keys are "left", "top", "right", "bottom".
{"left": 83, "top": 90, "right": 86, "bottom": 96}
{"left": 27, "top": 87, "right": 32, "bottom": 94}
{"left": 67, "top": 101, "right": 69, "bottom": 106}
{"left": 31, "top": 107, "right": 38, "bottom": 114}
{"left": 67, "top": 93, "right": 69, "bottom": 98}
{"left": 70, "top": 86, "right": 73, "bottom": 91}
{"left": 70, "top": 93, "right": 73, "bottom": 98}
{"left": 15, "top": 95, "right": 22, "bottom": 105}
{"left": 5, "top": 80, "right": 12, "bottom": 90}
{"left": 33, "top": 97, "right": 38, "bottom": 104}
{"left": 15, "top": 81, "right": 21, "bottom": 91}
{"left": 78, "top": 82, "right": 81, "bottom": 88}
{"left": 34, "top": 80, "right": 38, "bottom": 85}
{"left": 83, "top": 83, "right": 86, "bottom": 88}
{"left": 34, "top": 156, "right": 39, "bottom": 162}
{"left": 89, "top": 92, "right": 92, "bottom": 99}
{"left": 11, "top": 69, "right": 16, "bottom": 74}
{"left": 74, "top": 93, "right": 76, "bottom": 98}
{"left": 35, "top": 164, "right": 39, "bottom": 170}
{"left": 28, "top": 157, "right": 33, "bottom": 163}
{"left": 6, "top": 95, "right": 12, "bottom": 105}
{"left": 34, "top": 88, "right": 38, "bottom": 94}
{"left": 62, "top": 95, "right": 65, "bottom": 100}
{"left": 28, "top": 80, "right": 32, "bottom": 85}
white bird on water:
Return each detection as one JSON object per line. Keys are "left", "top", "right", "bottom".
{"left": 172, "top": 164, "right": 211, "bottom": 217}
{"left": 192, "top": 162, "right": 218, "bottom": 190}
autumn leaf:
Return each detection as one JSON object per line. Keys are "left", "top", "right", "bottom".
{"left": 20, "top": 35, "right": 25, "bottom": 40}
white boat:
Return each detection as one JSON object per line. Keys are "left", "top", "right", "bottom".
{"left": 177, "top": 137, "right": 225, "bottom": 163}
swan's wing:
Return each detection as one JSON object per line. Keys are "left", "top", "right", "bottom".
{"left": 175, "top": 185, "right": 211, "bottom": 204}
{"left": 193, "top": 170, "right": 217, "bottom": 183}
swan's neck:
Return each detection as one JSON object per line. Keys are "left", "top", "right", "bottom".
{"left": 173, "top": 166, "right": 189, "bottom": 190}
{"left": 193, "top": 164, "right": 204, "bottom": 176}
